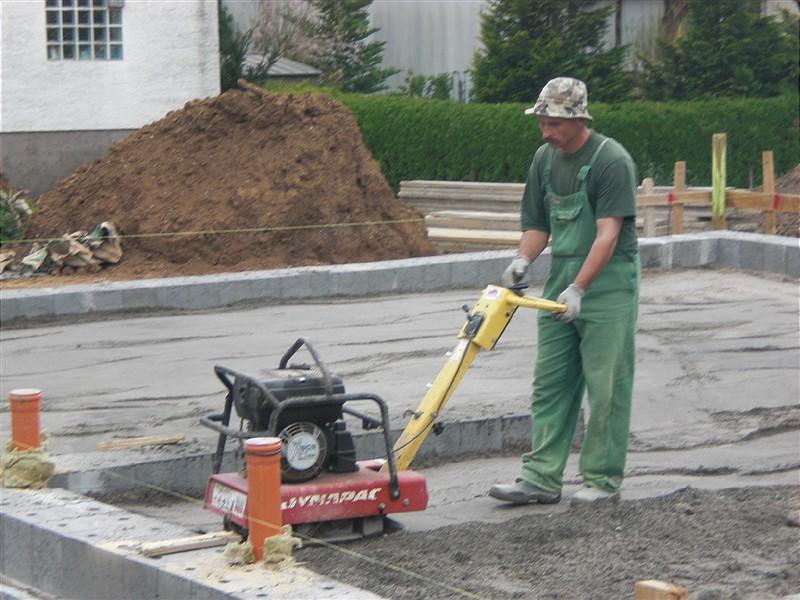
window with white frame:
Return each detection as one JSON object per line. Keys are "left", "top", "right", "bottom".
{"left": 46, "top": 0, "right": 123, "bottom": 61}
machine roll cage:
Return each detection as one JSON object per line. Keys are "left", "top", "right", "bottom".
{"left": 200, "top": 337, "right": 400, "bottom": 499}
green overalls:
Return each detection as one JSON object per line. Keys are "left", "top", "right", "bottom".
{"left": 519, "top": 140, "right": 641, "bottom": 493}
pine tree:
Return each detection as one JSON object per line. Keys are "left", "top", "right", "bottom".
{"left": 218, "top": 3, "right": 253, "bottom": 92}
{"left": 643, "top": 0, "right": 799, "bottom": 100}
{"left": 471, "top": 0, "right": 632, "bottom": 104}
{"left": 306, "top": 0, "right": 397, "bottom": 93}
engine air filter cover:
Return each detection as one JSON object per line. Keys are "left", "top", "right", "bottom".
{"left": 279, "top": 421, "right": 329, "bottom": 482}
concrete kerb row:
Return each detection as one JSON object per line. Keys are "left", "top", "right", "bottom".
{"left": 0, "top": 488, "right": 208, "bottom": 600}
{"left": 1, "top": 231, "right": 797, "bottom": 324}
{"left": 0, "top": 487, "right": 380, "bottom": 600}
{"left": 46, "top": 414, "right": 533, "bottom": 501}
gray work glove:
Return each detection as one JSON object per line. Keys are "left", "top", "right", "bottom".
{"left": 554, "top": 283, "right": 585, "bottom": 322}
{"left": 501, "top": 255, "right": 531, "bottom": 288}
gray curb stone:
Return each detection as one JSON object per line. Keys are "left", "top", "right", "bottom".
{"left": 1, "top": 232, "right": 796, "bottom": 324}
{"left": 48, "top": 414, "right": 534, "bottom": 499}
{"left": 0, "top": 488, "right": 384, "bottom": 600}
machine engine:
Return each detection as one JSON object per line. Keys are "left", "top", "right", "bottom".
{"left": 231, "top": 367, "right": 358, "bottom": 482}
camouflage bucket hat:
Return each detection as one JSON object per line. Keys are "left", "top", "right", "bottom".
{"left": 525, "top": 77, "right": 592, "bottom": 120}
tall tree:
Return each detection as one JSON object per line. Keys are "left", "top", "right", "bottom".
{"left": 471, "top": 0, "right": 632, "bottom": 104}
{"left": 218, "top": 1, "right": 317, "bottom": 90}
{"left": 248, "top": 0, "right": 315, "bottom": 82}
{"left": 642, "top": 0, "right": 799, "bottom": 100}
{"left": 218, "top": 3, "right": 253, "bottom": 91}
{"left": 304, "top": 0, "right": 397, "bottom": 93}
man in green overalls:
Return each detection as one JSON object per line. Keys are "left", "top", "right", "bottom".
{"left": 489, "top": 77, "right": 640, "bottom": 505}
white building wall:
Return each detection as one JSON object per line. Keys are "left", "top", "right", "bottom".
{"left": 766, "top": 0, "right": 799, "bottom": 16}
{"left": 616, "top": 0, "right": 665, "bottom": 63}
{"left": 0, "top": 0, "right": 5, "bottom": 133}
{"left": 222, "top": 0, "right": 261, "bottom": 30}
{"left": 371, "top": 0, "right": 484, "bottom": 75}
{"left": 1, "top": 0, "right": 220, "bottom": 133}
{"left": 369, "top": 0, "right": 484, "bottom": 95}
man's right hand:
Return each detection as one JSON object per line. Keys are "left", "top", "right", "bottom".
{"left": 501, "top": 255, "right": 531, "bottom": 288}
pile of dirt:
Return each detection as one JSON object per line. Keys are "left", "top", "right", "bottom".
{"left": 773, "top": 163, "right": 800, "bottom": 237}
{"left": 300, "top": 486, "right": 799, "bottom": 599}
{"left": 23, "top": 88, "right": 435, "bottom": 279}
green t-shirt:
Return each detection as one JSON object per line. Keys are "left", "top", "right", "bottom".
{"left": 520, "top": 131, "right": 639, "bottom": 259}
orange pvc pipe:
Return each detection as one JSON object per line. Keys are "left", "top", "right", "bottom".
{"left": 9, "top": 389, "right": 42, "bottom": 451}
{"left": 244, "top": 437, "right": 283, "bottom": 560}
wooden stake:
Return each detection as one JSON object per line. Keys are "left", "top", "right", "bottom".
{"left": 711, "top": 133, "right": 726, "bottom": 230}
{"left": 671, "top": 161, "right": 685, "bottom": 234}
{"left": 98, "top": 433, "right": 185, "bottom": 451}
{"left": 642, "top": 177, "right": 657, "bottom": 237}
{"left": 140, "top": 531, "right": 240, "bottom": 558}
{"left": 237, "top": 79, "right": 269, "bottom": 96}
{"left": 762, "top": 151, "right": 776, "bottom": 235}
{"left": 634, "top": 580, "right": 689, "bottom": 600}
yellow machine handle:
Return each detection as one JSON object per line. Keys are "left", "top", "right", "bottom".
{"left": 507, "top": 294, "right": 566, "bottom": 312}
{"left": 383, "top": 285, "right": 566, "bottom": 472}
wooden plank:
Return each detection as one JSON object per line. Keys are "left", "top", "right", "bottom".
{"left": 642, "top": 178, "right": 657, "bottom": 237}
{"left": 775, "top": 193, "right": 800, "bottom": 213}
{"left": 399, "top": 189, "right": 521, "bottom": 201}
{"left": 426, "top": 227, "right": 521, "bottom": 243}
{"left": 425, "top": 210, "right": 520, "bottom": 231}
{"left": 636, "top": 194, "right": 670, "bottom": 207}
{"left": 237, "top": 79, "right": 269, "bottom": 96}
{"left": 140, "top": 531, "right": 240, "bottom": 558}
{"left": 727, "top": 190, "right": 772, "bottom": 209}
{"left": 762, "top": 151, "right": 776, "bottom": 234}
{"left": 401, "top": 180, "right": 524, "bottom": 192}
{"left": 98, "top": 433, "right": 185, "bottom": 451}
{"left": 711, "top": 133, "right": 726, "bottom": 230}
{"left": 723, "top": 191, "right": 799, "bottom": 212}
{"left": 637, "top": 190, "right": 711, "bottom": 206}
{"left": 672, "top": 190, "right": 714, "bottom": 205}
{"left": 634, "top": 580, "right": 689, "bottom": 600}
{"left": 671, "top": 161, "right": 685, "bottom": 234}
{"left": 426, "top": 227, "right": 521, "bottom": 251}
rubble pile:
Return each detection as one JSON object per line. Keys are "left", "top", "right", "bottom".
{"left": 1, "top": 222, "right": 122, "bottom": 277}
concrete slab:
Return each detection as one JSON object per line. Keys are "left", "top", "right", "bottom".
{"left": 108, "top": 429, "right": 800, "bottom": 535}
{"left": 1, "top": 233, "right": 798, "bottom": 599}
{"left": 1, "top": 268, "right": 796, "bottom": 460}
{"left": 391, "top": 430, "right": 800, "bottom": 532}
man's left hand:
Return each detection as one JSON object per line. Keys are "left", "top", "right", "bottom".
{"left": 554, "top": 284, "right": 584, "bottom": 322}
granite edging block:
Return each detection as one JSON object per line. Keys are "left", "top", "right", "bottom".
{"left": 2, "top": 234, "right": 796, "bottom": 322}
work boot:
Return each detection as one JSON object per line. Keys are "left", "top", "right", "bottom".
{"left": 570, "top": 486, "right": 620, "bottom": 505}
{"left": 488, "top": 479, "right": 561, "bottom": 505}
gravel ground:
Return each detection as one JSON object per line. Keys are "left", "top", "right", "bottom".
{"left": 298, "top": 485, "right": 800, "bottom": 600}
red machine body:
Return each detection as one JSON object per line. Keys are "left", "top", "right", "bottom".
{"left": 204, "top": 459, "right": 428, "bottom": 528}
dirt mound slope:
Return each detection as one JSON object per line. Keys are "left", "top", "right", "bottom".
{"left": 300, "top": 485, "right": 799, "bottom": 599}
{"left": 775, "top": 163, "right": 800, "bottom": 194}
{"left": 24, "top": 89, "right": 435, "bottom": 279}
{"left": 774, "top": 163, "right": 800, "bottom": 236}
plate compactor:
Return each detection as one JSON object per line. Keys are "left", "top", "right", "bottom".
{"left": 201, "top": 285, "right": 564, "bottom": 542}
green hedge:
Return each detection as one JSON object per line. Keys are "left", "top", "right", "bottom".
{"left": 335, "top": 93, "right": 799, "bottom": 191}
